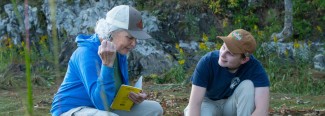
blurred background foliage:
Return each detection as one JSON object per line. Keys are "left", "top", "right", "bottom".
{"left": 0, "top": 0, "right": 324, "bottom": 95}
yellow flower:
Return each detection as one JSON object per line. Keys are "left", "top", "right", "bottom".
{"left": 7, "top": 37, "right": 13, "bottom": 48}
{"left": 202, "top": 33, "right": 208, "bottom": 42}
{"left": 178, "top": 59, "right": 185, "bottom": 65}
{"left": 273, "top": 35, "right": 278, "bottom": 43}
{"left": 8, "top": 43, "right": 13, "bottom": 48}
{"left": 209, "top": 1, "right": 221, "bottom": 14}
{"left": 229, "top": 0, "right": 238, "bottom": 8}
{"left": 7, "top": 36, "right": 11, "bottom": 41}
{"left": 40, "top": 35, "right": 47, "bottom": 44}
{"left": 222, "top": 19, "right": 228, "bottom": 28}
{"left": 258, "top": 31, "right": 263, "bottom": 37}
{"left": 293, "top": 39, "right": 300, "bottom": 49}
{"left": 253, "top": 25, "right": 258, "bottom": 30}
{"left": 41, "top": 35, "right": 47, "bottom": 41}
{"left": 175, "top": 43, "right": 180, "bottom": 49}
{"left": 316, "top": 26, "right": 322, "bottom": 32}
{"left": 199, "top": 42, "right": 208, "bottom": 50}
{"left": 21, "top": 41, "right": 25, "bottom": 47}
{"left": 179, "top": 48, "right": 184, "bottom": 54}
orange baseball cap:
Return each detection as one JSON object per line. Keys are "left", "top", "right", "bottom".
{"left": 217, "top": 29, "right": 256, "bottom": 55}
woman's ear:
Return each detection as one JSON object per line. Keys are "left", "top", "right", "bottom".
{"left": 241, "top": 56, "right": 250, "bottom": 64}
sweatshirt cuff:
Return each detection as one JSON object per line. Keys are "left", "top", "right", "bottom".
{"left": 100, "top": 64, "right": 114, "bottom": 83}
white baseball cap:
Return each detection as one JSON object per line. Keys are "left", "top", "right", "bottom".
{"left": 105, "top": 5, "right": 151, "bottom": 39}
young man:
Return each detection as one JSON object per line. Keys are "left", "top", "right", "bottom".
{"left": 184, "top": 29, "right": 270, "bottom": 116}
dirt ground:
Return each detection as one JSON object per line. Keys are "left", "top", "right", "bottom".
{"left": 0, "top": 81, "right": 325, "bottom": 116}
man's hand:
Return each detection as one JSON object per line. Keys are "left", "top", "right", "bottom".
{"left": 128, "top": 91, "right": 147, "bottom": 104}
{"left": 98, "top": 39, "right": 116, "bottom": 67}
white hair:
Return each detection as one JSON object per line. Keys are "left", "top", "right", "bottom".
{"left": 94, "top": 18, "right": 119, "bottom": 40}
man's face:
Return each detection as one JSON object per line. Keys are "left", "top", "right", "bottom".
{"left": 218, "top": 43, "right": 244, "bottom": 70}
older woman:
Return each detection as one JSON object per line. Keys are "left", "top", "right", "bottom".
{"left": 51, "top": 5, "right": 163, "bottom": 116}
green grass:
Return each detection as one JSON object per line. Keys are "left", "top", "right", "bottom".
{"left": 270, "top": 93, "right": 325, "bottom": 115}
{"left": 0, "top": 81, "right": 324, "bottom": 116}
{"left": 0, "top": 88, "right": 52, "bottom": 116}
{"left": 263, "top": 55, "right": 325, "bottom": 95}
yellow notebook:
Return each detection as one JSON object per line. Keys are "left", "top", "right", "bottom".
{"left": 111, "top": 76, "right": 142, "bottom": 111}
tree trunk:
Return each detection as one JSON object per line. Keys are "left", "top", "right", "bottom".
{"left": 271, "top": 0, "right": 293, "bottom": 42}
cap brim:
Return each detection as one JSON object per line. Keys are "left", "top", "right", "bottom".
{"left": 217, "top": 36, "right": 243, "bottom": 54}
{"left": 127, "top": 30, "right": 152, "bottom": 40}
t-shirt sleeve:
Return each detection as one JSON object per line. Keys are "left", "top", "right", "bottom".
{"left": 251, "top": 61, "right": 270, "bottom": 87}
{"left": 191, "top": 53, "right": 211, "bottom": 88}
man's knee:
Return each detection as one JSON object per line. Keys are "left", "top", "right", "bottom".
{"left": 239, "top": 80, "right": 254, "bottom": 89}
{"left": 236, "top": 80, "right": 254, "bottom": 96}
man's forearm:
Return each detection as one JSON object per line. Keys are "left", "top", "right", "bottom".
{"left": 252, "top": 109, "right": 268, "bottom": 116}
{"left": 188, "top": 105, "right": 200, "bottom": 116}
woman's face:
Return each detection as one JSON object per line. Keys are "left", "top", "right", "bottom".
{"left": 218, "top": 43, "right": 245, "bottom": 70}
{"left": 111, "top": 30, "right": 137, "bottom": 55}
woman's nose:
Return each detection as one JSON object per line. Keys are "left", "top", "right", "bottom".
{"left": 131, "top": 39, "right": 137, "bottom": 48}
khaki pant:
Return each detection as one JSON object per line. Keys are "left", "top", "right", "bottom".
{"left": 61, "top": 100, "right": 163, "bottom": 116}
{"left": 184, "top": 80, "right": 255, "bottom": 116}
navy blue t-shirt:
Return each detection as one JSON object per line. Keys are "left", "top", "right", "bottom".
{"left": 192, "top": 51, "right": 270, "bottom": 100}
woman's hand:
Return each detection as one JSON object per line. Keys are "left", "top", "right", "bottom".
{"left": 98, "top": 39, "right": 116, "bottom": 67}
{"left": 128, "top": 91, "right": 147, "bottom": 104}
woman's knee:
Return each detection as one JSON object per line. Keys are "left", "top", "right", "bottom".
{"left": 143, "top": 100, "right": 163, "bottom": 114}
{"left": 152, "top": 101, "right": 164, "bottom": 113}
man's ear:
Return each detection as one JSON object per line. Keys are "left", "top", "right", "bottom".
{"left": 241, "top": 56, "right": 250, "bottom": 64}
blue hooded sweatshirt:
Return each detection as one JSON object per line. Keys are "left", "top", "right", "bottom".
{"left": 50, "top": 34, "right": 129, "bottom": 116}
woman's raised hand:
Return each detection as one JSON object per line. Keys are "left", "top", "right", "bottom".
{"left": 98, "top": 39, "right": 116, "bottom": 67}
